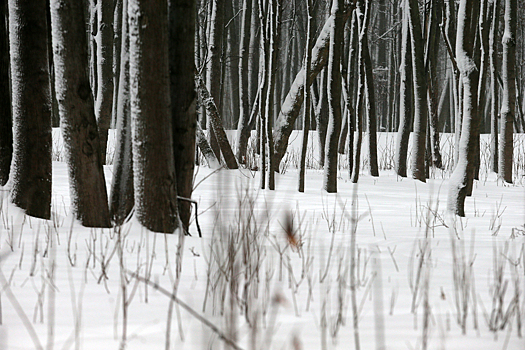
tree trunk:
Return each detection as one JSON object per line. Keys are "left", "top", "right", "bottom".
{"left": 299, "top": 0, "right": 313, "bottom": 193}
{"left": 94, "top": 0, "right": 114, "bottom": 165}
{"left": 111, "top": 0, "right": 122, "bottom": 128}
{"left": 206, "top": 0, "right": 224, "bottom": 160}
{"left": 236, "top": 0, "right": 253, "bottom": 164}
{"left": 50, "top": 0, "right": 111, "bottom": 227}
{"left": 196, "top": 73, "right": 239, "bottom": 169}
{"left": 447, "top": 0, "right": 480, "bottom": 217}
{"left": 323, "top": 0, "right": 344, "bottom": 193}
{"left": 498, "top": 0, "right": 516, "bottom": 183}
{"left": 272, "top": 7, "right": 353, "bottom": 171}
{"left": 9, "top": 0, "right": 52, "bottom": 219}
{"left": 0, "top": 0, "right": 12, "bottom": 186}
{"left": 129, "top": 0, "right": 179, "bottom": 233}
{"left": 170, "top": 0, "right": 197, "bottom": 231}
{"left": 362, "top": 13, "right": 378, "bottom": 177}
{"left": 316, "top": 66, "right": 329, "bottom": 167}
{"left": 407, "top": 0, "right": 428, "bottom": 182}
{"left": 489, "top": 0, "right": 499, "bottom": 173}
{"left": 109, "top": 0, "right": 133, "bottom": 226}
{"left": 395, "top": 0, "right": 412, "bottom": 178}
{"left": 196, "top": 123, "right": 220, "bottom": 168}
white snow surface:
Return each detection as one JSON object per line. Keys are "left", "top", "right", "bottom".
{"left": 0, "top": 130, "right": 524, "bottom": 350}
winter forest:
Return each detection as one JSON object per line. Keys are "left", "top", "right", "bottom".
{"left": 0, "top": 0, "right": 524, "bottom": 349}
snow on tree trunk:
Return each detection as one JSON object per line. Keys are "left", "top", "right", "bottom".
{"left": 94, "top": 0, "right": 114, "bottom": 165}
{"left": 447, "top": 0, "right": 480, "bottom": 217}
{"left": 111, "top": 0, "right": 122, "bottom": 129}
{"left": 169, "top": 0, "right": 197, "bottom": 231}
{"left": 50, "top": 0, "right": 111, "bottom": 227}
{"left": 498, "top": 0, "right": 516, "bottom": 183}
{"left": 407, "top": 0, "right": 428, "bottom": 182}
{"left": 0, "top": 0, "right": 12, "bottom": 186}
{"left": 315, "top": 66, "right": 329, "bottom": 167}
{"left": 272, "top": 7, "right": 353, "bottom": 171}
{"left": 395, "top": 0, "right": 412, "bottom": 178}
{"left": 195, "top": 73, "right": 239, "bottom": 169}
{"left": 236, "top": 0, "right": 253, "bottom": 164}
{"left": 128, "top": 0, "right": 179, "bottom": 233}
{"left": 109, "top": 0, "right": 133, "bottom": 226}
{"left": 9, "top": 0, "right": 52, "bottom": 219}
{"left": 322, "top": 0, "right": 344, "bottom": 193}
{"left": 206, "top": 0, "right": 224, "bottom": 160}
{"left": 196, "top": 123, "right": 220, "bottom": 169}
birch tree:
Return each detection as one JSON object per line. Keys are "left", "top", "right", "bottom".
{"left": 129, "top": 0, "right": 179, "bottom": 233}
{"left": 50, "top": 0, "right": 111, "bottom": 227}
{"left": 498, "top": 0, "right": 516, "bottom": 183}
{"left": 9, "top": 0, "right": 52, "bottom": 219}
{"left": 0, "top": 0, "right": 11, "bottom": 186}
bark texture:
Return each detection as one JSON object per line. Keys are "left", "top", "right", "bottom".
{"left": 0, "top": 0, "right": 11, "bottom": 186}
{"left": 170, "top": 0, "right": 197, "bottom": 230}
{"left": 128, "top": 0, "right": 179, "bottom": 233}
{"left": 9, "top": 0, "right": 52, "bottom": 219}
{"left": 50, "top": 0, "right": 111, "bottom": 227}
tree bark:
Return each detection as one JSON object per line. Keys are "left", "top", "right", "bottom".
{"left": 94, "top": 0, "right": 114, "bottom": 165}
{"left": 206, "top": 0, "right": 224, "bottom": 160}
{"left": 447, "top": 0, "right": 480, "bottom": 216}
{"left": 109, "top": 0, "right": 133, "bottom": 226}
{"left": 489, "top": 0, "right": 499, "bottom": 173}
{"left": 9, "top": 0, "right": 52, "bottom": 219}
{"left": 236, "top": 0, "right": 253, "bottom": 164}
{"left": 408, "top": 0, "right": 428, "bottom": 182}
{"left": 498, "top": 0, "right": 516, "bottom": 183}
{"left": 170, "top": 0, "right": 197, "bottom": 231}
{"left": 50, "top": 0, "right": 111, "bottom": 227}
{"left": 395, "top": 0, "right": 412, "bottom": 178}
{"left": 323, "top": 0, "right": 344, "bottom": 193}
{"left": 0, "top": 0, "right": 12, "bottom": 186}
{"left": 272, "top": 6, "right": 353, "bottom": 171}
{"left": 129, "top": 0, "right": 179, "bottom": 233}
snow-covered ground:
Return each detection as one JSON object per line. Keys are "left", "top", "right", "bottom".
{"left": 0, "top": 131, "right": 524, "bottom": 350}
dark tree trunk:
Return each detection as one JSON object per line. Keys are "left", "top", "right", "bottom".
{"left": 498, "top": 0, "right": 516, "bottom": 183}
{"left": 316, "top": 66, "right": 329, "bottom": 167}
{"left": 395, "top": 0, "right": 412, "bottom": 178}
{"left": 236, "top": 0, "right": 253, "bottom": 164}
{"left": 323, "top": 0, "right": 344, "bottom": 193}
{"left": 0, "top": 0, "right": 12, "bottom": 186}
{"left": 109, "top": 0, "right": 133, "bottom": 226}
{"left": 94, "top": 0, "right": 114, "bottom": 165}
{"left": 128, "top": 0, "right": 179, "bottom": 233}
{"left": 9, "top": 0, "right": 52, "bottom": 219}
{"left": 489, "top": 0, "right": 499, "bottom": 173}
{"left": 169, "top": 0, "right": 197, "bottom": 231}
{"left": 50, "top": 0, "right": 111, "bottom": 227}
{"left": 408, "top": 0, "right": 428, "bottom": 182}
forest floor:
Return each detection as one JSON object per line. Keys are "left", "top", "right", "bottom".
{"left": 0, "top": 131, "right": 524, "bottom": 350}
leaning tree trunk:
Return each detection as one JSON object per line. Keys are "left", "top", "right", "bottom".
{"left": 109, "top": 0, "right": 133, "bottom": 225}
{"left": 408, "top": 0, "right": 428, "bottom": 182}
{"left": 272, "top": 7, "right": 353, "bottom": 172}
{"left": 94, "top": 0, "right": 114, "bottom": 165}
{"left": 169, "top": 0, "right": 197, "bottom": 231}
{"left": 323, "top": 0, "right": 344, "bottom": 193}
{"left": 447, "top": 0, "right": 480, "bottom": 217}
{"left": 498, "top": 0, "right": 516, "bottom": 183}
{"left": 9, "top": 0, "right": 52, "bottom": 219}
{"left": 0, "top": 0, "right": 12, "bottom": 186}
{"left": 489, "top": 0, "right": 499, "bottom": 173}
{"left": 50, "top": 0, "right": 111, "bottom": 227}
{"left": 395, "top": 0, "right": 413, "bottom": 178}
{"left": 128, "top": 0, "right": 179, "bottom": 233}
